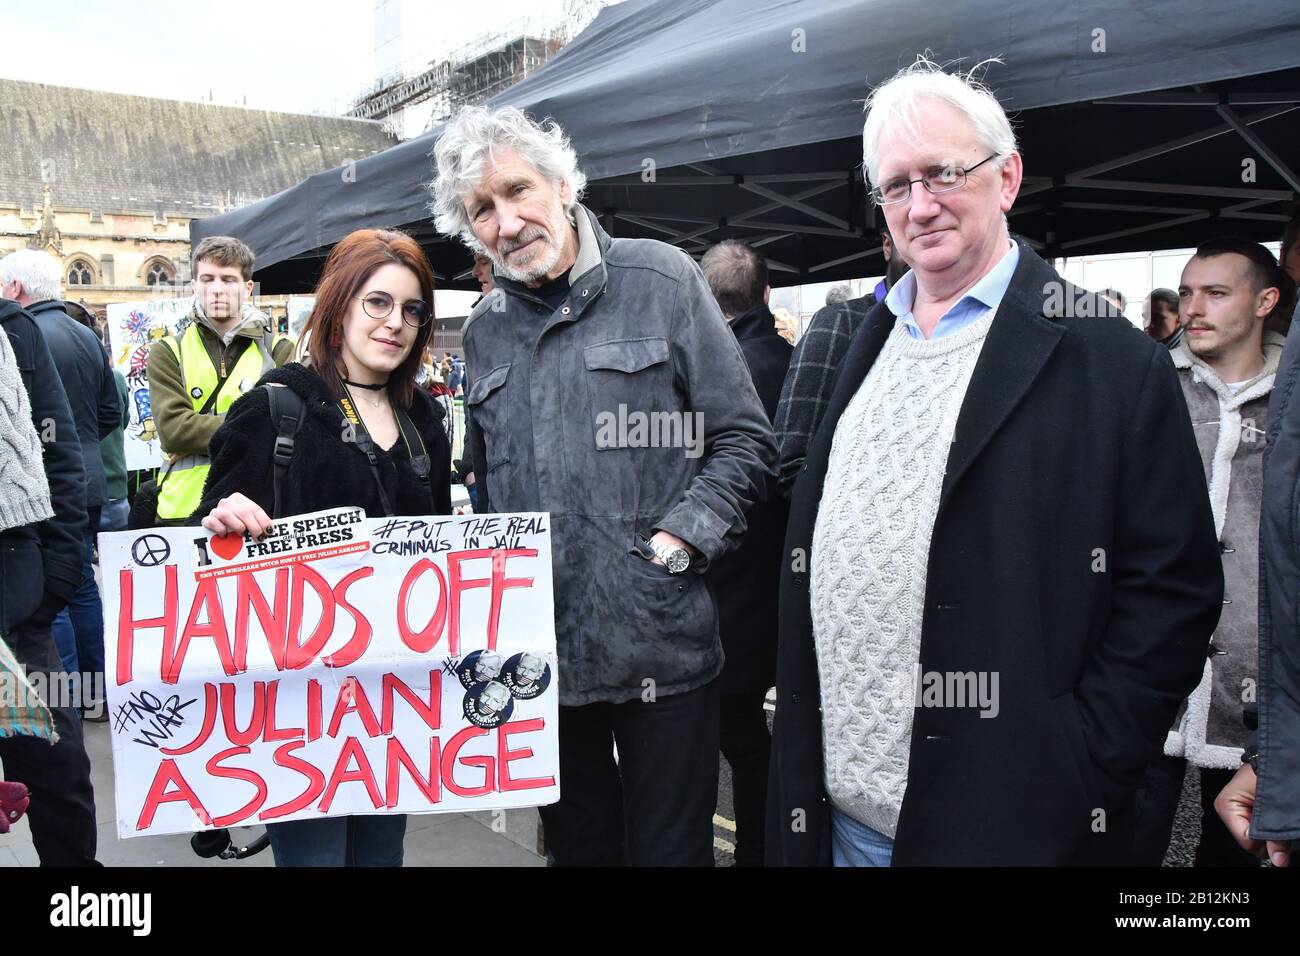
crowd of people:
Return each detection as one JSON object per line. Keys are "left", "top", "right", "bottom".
{"left": 2, "top": 54, "right": 1299, "bottom": 868}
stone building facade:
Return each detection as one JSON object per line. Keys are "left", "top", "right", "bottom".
{"left": 0, "top": 77, "right": 398, "bottom": 324}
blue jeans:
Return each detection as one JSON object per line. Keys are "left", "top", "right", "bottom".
{"left": 51, "top": 508, "right": 103, "bottom": 694}
{"left": 100, "top": 498, "right": 130, "bottom": 533}
{"left": 831, "top": 808, "right": 894, "bottom": 867}
{"left": 266, "top": 814, "right": 407, "bottom": 866}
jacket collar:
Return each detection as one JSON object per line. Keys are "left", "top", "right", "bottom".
{"left": 23, "top": 299, "right": 69, "bottom": 319}
{"left": 729, "top": 303, "right": 777, "bottom": 341}
{"left": 807, "top": 238, "right": 1066, "bottom": 516}
{"left": 190, "top": 300, "right": 272, "bottom": 346}
{"left": 936, "top": 239, "right": 1065, "bottom": 511}
{"left": 1172, "top": 330, "right": 1284, "bottom": 409}
{"left": 569, "top": 203, "right": 607, "bottom": 287}
{"left": 0, "top": 297, "right": 34, "bottom": 324}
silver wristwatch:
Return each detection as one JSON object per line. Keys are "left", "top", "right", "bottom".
{"left": 649, "top": 537, "right": 692, "bottom": 574}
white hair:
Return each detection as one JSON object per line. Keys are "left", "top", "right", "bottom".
{"left": 862, "top": 55, "right": 1018, "bottom": 190}
{"left": 825, "top": 283, "right": 854, "bottom": 305}
{"left": 0, "top": 248, "right": 61, "bottom": 301}
{"left": 429, "top": 106, "right": 588, "bottom": 251}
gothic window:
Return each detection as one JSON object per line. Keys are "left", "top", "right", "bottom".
{"left": 66, "top": 259, "right": 93, "bottom": 286}
{"left": 146, "top": 260, "right": 174, "bottom": 287}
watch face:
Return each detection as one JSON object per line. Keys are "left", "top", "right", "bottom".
{"left": 666, "top": 549, "right": 691, "bottom": 574}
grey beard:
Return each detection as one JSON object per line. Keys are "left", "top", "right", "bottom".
{"left": 488, "top": 201, "right": 576, "bottom": 284}
{"left": 493, "top": 236, "right": 562, "bottom": 284}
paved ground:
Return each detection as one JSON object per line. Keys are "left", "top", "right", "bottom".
{"left": 1163, "top": 763, "right": 1203, "bottom": 867}
{"left": 712, "top": 689, "right": 1209, "bottom": 867}
{"left": 3, "top": 686, "right": 1200, "bottom": 867}
{"left": 0, "top": 716, "right": 545, "bottom": 868}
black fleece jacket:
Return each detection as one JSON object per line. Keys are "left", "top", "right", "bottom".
{"left": 26, "top": 298, "right": 120, "bottom": 509}
{"left": 194, "top": 362, "right": 452, "bottom": 524}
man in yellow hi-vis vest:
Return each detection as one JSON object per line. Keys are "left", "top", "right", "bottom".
{"left": 147, "top": 237, "right": 294, "bottom": 523}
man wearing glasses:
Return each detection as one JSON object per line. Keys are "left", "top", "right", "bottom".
{"left": 148, "top": 236, "right": 294, "bottom": 523}
{"left": 767, "top": 57, "right": 1223, "bottom": 866}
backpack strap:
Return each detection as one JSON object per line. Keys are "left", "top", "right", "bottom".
{"left": 394, "top": 405, "right": 436, "bottom": 513}
{"left": 265, "top": 384, "right": 305, "bottom": 520}
{"left": 198, "top": 368, "right": 234, "bottom": 416}
{"left": 165, "top": 327, "right": 233, "bottom": 413}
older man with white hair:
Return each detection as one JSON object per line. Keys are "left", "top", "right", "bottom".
{"left": 431, "top": 107, "right": 776, "bottom": 866}
{"left": 766, "top": 58, "right": 1223, "bottom": 866}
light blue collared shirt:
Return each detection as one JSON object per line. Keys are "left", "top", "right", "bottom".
{"left": 885, "top": 240, "right": 1020, "bottom": 340}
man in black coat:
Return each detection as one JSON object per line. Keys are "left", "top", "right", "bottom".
{"left": 700, "top": 240, "right": 792, "bottom": 866}
{"left": 0, "top": 295, "right": 99, "bottom": 866}
{"left": 766, "top": 59, "right": 1223, "bottom": 866}
{"left": 2, "top": 250, "right": 119, "bottom": 707}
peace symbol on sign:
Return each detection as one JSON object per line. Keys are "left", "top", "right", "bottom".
{"left": 132, "top": 534, "right": 172, "bottom": 567}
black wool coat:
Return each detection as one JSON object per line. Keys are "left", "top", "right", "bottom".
{"left": 714, "top": 304, "right": 792, "bottom": 693}
{"left": 0, "top": 298, "right": 86, "bottom": 628}
{"left": 766, "top": 242, "right": 1224, "bottom": 866}
{"left": 26, "top": 299, "right": 120, "bottom": 509}
{"left": 194, "top": 363, "right": 452, "bottom": 523}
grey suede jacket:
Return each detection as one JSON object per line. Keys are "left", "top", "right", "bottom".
{"left": 463, "top": 206, "right": 777, "bottom": 705}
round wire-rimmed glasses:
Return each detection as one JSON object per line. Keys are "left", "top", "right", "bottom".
{"left": 355, "top": 291, "right": 431, "bottom": 328}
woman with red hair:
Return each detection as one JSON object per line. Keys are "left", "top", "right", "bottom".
{"left": 195, "top": 228, "right": 452, "bottom": 866}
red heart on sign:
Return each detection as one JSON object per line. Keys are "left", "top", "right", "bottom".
{"left": 210, "top": 533, "right": 244, "bottom": 561}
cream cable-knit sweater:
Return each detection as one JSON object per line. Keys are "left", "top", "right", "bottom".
{"left": 811, "top": 310, "right": 995, "bottom": 837}
{"left": 0, "top": 325, "right": 53, "bottom": 533}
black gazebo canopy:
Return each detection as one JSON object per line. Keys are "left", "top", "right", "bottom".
{"left": 194, "top": 0, "right": 1300, "bottom": 291}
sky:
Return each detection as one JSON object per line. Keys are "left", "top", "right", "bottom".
{"left": 0, "top": 0, "right": 586, "bottom": 116}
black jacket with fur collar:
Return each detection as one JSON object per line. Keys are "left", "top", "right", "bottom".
{"left": 195, "top": 362, "right": 451, "bottom": 523}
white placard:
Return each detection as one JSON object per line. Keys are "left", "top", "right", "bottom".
{"left": 106, "top": 297, "right": 195, "bottom": 471}
{"left": 99, "top": 509, "right": 558, "bottom": 838}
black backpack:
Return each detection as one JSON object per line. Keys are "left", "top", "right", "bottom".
{"left": 132, "top": 385, "right": 433, "bottom": 530}
{"left": 264, "top": 384, "right": 434, "bottom": 519}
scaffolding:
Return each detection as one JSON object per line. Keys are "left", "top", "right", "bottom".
{"left": 347, "top": 14, "right": 583, "bottom": 129}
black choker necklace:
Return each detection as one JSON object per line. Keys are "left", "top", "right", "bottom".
{"left": 343, "top": 378, "right": 387, "bottom": 391}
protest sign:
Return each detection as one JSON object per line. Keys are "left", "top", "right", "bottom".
{"left": 99, "top": 508, "right": 558, "bottom": 838}
{"left": 106, "top": 296, "right": 195, "bottom": 470}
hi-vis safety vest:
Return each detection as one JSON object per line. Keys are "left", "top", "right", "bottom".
{"left": 155, "top": 324, "right": 286, "bottom": 521}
